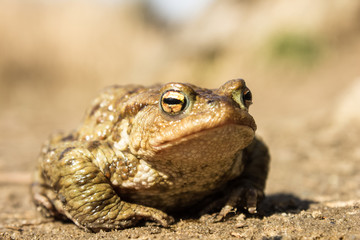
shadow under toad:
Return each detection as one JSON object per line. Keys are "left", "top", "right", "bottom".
{"left": 172, "top": 192, "right": 315, "bottom": 221}
{"left": 258, "top": 193, "right": 315, "bottom": 217}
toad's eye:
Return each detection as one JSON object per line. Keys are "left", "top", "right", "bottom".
{"left": 243, "top": 89, "right": 252, "bottom": 102}
{"left": 232, "top": 88, "right": 252, "bottom": 110}
{"left": 160, "top": 90, "right": 188, "bottom": 115}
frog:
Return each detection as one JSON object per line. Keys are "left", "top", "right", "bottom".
{"left": 31, "top": 79, "right": 270, "bottom": 232}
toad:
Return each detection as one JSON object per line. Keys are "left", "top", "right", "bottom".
{"left": 31, "top": 79, "right": 270, "bottom": 232}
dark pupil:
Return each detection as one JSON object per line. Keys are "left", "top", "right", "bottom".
{"left": 164, "top": 97, "right": 183, "bottom": 105}
{"left": 163, "top": 97, "right": 186, "bottom": 110}
{"left": 244, "top": 91, "right": 252, "bottom": 101}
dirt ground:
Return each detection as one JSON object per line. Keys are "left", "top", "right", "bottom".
{"left": 1, "top": 1, "right": 360, "bottom": 239}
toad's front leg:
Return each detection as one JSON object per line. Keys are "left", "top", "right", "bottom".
{"left": 215, "top": 137, "right": 270, "bottom": 220}
{"left": 32, "top": 142, "right": 173, "bottom": 232}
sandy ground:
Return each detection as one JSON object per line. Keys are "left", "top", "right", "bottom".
{"left": 1, "top": 1, "right": 360, "bottom": 239}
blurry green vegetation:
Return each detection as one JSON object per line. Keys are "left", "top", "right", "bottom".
{"left": 267, "top": 32, "right": 323, "bottom": 68}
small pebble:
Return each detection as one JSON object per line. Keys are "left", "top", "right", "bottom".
{"left": 311, "top": 210, "right": 323, "bottom": 219}
{"left": 235, "top": 213, "right": 247, "bottom": 228}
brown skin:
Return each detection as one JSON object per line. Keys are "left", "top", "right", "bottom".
{"left": 31, "top": 79, "right": 270, "bottom": 232}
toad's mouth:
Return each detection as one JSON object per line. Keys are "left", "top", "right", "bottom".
{"left": 150, "top": 106, "right": 256, "bottom": 150}
{"left": 150, "top": 122, "right": 255, "bottom": 152}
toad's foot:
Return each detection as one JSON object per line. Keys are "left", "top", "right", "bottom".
{"left": 214, "top": 185, "right": 264, "bottom": 222}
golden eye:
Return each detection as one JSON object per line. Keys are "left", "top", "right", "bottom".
{"left": 160, "top": 90, "right": 188, "bottom": 115}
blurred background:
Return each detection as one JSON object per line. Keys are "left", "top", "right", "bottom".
{"left": 0, "top": 0, "right": 360, "bottom": 198}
